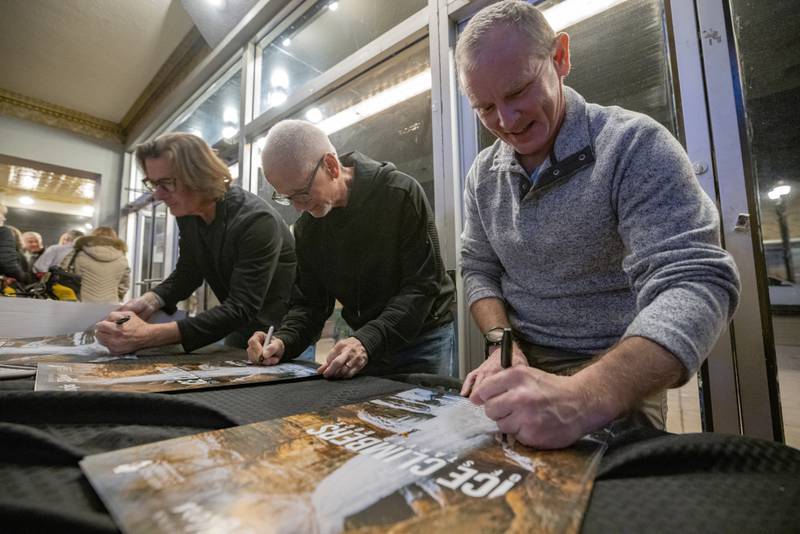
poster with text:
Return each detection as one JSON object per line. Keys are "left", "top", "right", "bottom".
{"left": 81, "top": 388, "right": 605, "bottom": 533}
{"left": 35, "top": 360, "right": 319, "bottom": 393}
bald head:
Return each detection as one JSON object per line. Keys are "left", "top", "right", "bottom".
{"left": 261, "top": 119, "right": 336, "bottom": 183}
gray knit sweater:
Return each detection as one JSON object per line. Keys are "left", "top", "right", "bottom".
{"left": 461, "top": 87, "right": 740, "bottom": 376}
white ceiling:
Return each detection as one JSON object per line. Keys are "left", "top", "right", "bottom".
{"left": 0, "top": 0, "right": 195, "bottom": 123}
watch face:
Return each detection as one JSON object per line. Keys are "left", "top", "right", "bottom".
{"left": 485, "top": 328, "right": 505, "bottom": 344}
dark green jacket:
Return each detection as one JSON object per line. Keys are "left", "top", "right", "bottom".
{"left": 153, "top": 186, "right": 296, "bottom": 351}
{"left": 277, "top": 152, "right": 454, "bottom": 366}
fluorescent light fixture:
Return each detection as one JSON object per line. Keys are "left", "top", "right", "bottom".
{"left": 282, "top": 37, "right": 291, "bottom": 47}
{"left": 305, "top": 107, "right": 323, "bottom": 123}
{"left": 270, "top": 68, "right": 289, "bottom": 89}
{"left": 223, "top": 106, "right": 239, "bottom": 124}
{"left": 768, "top": 184, "right": 791, "bottom": 200}
{"left": 81, "top": 205, "right": 95, "bottom": 216}
{"left": 222, "top": 126, "right": 239, "bottom": 139}
{"left": 19, "top": 196, "right": 34, "bottom": 205}
{"left": 317, "top": 69, "right": 431, "bottom": 136}
{"left": 328, "top": 2, "right": 339, "bottom": 11}
{"left": 542, "top": 0, "right": 629, "bottom": 31}
{"left": 267, "top": 89, "right": 288, "bottom": 107}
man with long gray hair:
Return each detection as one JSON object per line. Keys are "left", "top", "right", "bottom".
{"left": 247, "top": 119, "right": 455, "bottom": 379}
{"left": 457, "top": 1, "right": 740, "bottom": 448}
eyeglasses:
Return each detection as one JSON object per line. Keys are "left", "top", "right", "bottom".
{"left": 271, "top": 155, "right": 325, "bottom": 206}
{"left": 142, "top": 177, "right": 177, "bottom": 193}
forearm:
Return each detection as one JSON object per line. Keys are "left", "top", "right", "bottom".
{"left": 470, "top": 297, "right": 510, "bottom": 333}
{"left": 144, "top": 321, "right": 182, "bottom": 348}
{"left": 573, "top": 336, "right": 684, "bottom": 431}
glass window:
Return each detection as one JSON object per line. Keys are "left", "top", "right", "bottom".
{"left": 255, "top": 0, "right": 426, "bottom": 116}
{"left": 170, "top": 61, "right": 242, "bottom": 170}
{"left": 254, "top": 38, "right": 434, "bottom": 218}
{"left": 729, "top": 0, "right": 800, "bottom": 448}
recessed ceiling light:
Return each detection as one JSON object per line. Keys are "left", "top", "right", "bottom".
{"left": 82, "top": 205, "right": 95, "bottom": 216}
{"left": 305, "top": 107, "right": 323, "bottom": 123}
{"left": 282, "top": 37, "right": 291, "bottom": 47}
{"left": 19, "top": 196, "right": 34, "bottom": 205}
{"left": 328, "top": 2, "right": 339, "bottom": 11}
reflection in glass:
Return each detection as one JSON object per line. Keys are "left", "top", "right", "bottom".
{"left": 255, "top": 38, "right": 434, "bottom": 217}
{"left": 730, "top": 0, "right": 800, "bottom": 447}
{"left": 255, "top": 0, "right": 426, "bottom": 116}
{"left": 171, "top": 61, "right": 242, "bottom": 168}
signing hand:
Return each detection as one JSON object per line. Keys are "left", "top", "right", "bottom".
{"left": 460, "top": 344, "right": 528, "bottom": 397}
{"left": 95, "top": 311, "right": 152, "bottom": 355}
{"left": 472, "top": 366, "right": 591, "bottom": 449}
{"left": 118, "top": 291, "right": 162, "bottom": 321}
{"left": 318, "top": 337, "right": 368, "bottom": 380}
{"left": 247, "top": 331, "right": 285, "bottom": 366}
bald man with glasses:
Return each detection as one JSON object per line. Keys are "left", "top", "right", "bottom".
{"left": 248, "top": 119, "right": 455, "bottom": 380}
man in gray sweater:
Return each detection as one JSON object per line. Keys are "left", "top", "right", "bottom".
{"left": 457, "top": 1, "right": 740, "bottom": 448}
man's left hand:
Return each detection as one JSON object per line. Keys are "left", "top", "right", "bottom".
{"left": 471, "top": 365, "right": 590, "bottom": 449}
{"left": 319, "top": 337, "right": 368, "bottom": 379}
{"left": 95, "top": 311, "right": 151, "bottom": 355}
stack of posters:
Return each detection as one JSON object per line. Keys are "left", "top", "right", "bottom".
{"left": 0, "top": 331, "right": 122, "bottom": 378}
{"left": 34, "top": 360, "right": 319, "bottom": 393}
{"left": 81, "top": 388, "right": 605, "bottom": 533}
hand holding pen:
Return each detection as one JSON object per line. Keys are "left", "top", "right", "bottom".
{"left": 246, "top": 326, "right": 284, "bottom": 366}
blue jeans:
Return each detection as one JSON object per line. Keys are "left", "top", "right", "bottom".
{"left": 364, "top": 321, "right": 456, "bottom": 377}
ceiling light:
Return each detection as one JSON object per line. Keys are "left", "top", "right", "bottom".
{"left": 317, "top": 69, "right": 431, "bottom": 136}
{"left": 19, "top": 196, "right": 34, "bottom": 205}
{"left": 187, "top": 128, "right": 204, "bottom": 139}
{"left": 305, "top": 107, "right": 323, "bottom": 123}
{"left": 328, "top": 2, "right": 339, "bottom": 11}
{"left": 222, "top": 126, "right": 239, "bottom": 140}
{"left": 20, "top": 175, "right": 39, "bottom": 190}
{"left": 282, "top": 37, "right": 291, "bottom": 47}
{"left": 84, "top": 223, "right": 93, "bottom": 230}
{"left": 270, "top": 68, "right": 289, "bottom": 89}
{"left": 81, "top": 205, "right": 95, "bottom": 216}
{"left": 79, "top": 183, "right": 95, "bottom": 199}
{"left": 768, "top": 184, "right": 791, "bottom": 200}
{"left": 223, "top": 106, "right": 239, "bottom": 124}
{"left": 542, "top": 0, "right": 629, "bottom": 31}
{"left": 207, "top": 0, "right": 224, "bottom": 7}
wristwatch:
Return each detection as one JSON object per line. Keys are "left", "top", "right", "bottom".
{"left": 484, "top": 327, "right": 506, "bottom": 359}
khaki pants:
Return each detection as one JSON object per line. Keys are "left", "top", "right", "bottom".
{"left": 517, "top": 340, "right": 667, "bottom": 430}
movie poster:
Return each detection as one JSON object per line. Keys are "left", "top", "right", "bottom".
{"left": 35, "top": 360, "right": 319, "bottom": 393}
{"left": 81, "top": 388, "right": 605, "bottom": 533}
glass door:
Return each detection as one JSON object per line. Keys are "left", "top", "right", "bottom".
{"left": 722, "top": 0, "right": 799, "bottom": 447}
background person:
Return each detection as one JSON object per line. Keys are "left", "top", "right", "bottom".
{"left": 33, "top": 229, "right": 84, "bottom": 273}
{"left": 61, "top": 226, "right": 129, "bottom": 302}
{"left": 247, "top": 119, "right": 455, "bottom": 379}
{"left": 21, "top": 231, "right": 44, "bottom": 267}
{"left": 0, "top": 206, "right": 30, "bottom": 284}
{"left": 95, "top": 133, "right": 296, "bottom": 354}
{"left": 456, "top": 1, "right": 740, "bottom": 448}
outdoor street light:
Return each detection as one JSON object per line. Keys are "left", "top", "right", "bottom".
{"left": 768, "top": 183, "right": 794, "bottom": 283}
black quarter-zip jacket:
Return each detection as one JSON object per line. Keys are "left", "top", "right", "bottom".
{"left": 276, "top": 152, "right": 454, "bottom": 367}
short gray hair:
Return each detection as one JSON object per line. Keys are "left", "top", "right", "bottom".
{"left": 261, "top": 119, "right": 337, "bottom": 179}
{"left": 455, "top": 1, "right": 556, "bottom": 76}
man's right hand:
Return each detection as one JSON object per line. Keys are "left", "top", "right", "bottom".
{"left": 118, "top": 291, "right": 162, "bottom": 321}
{"left": 460, "top": 344, "right": 528, "bottom": 397}
{"left": 247, "top": 331, "right": 285, "bottom": 366}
